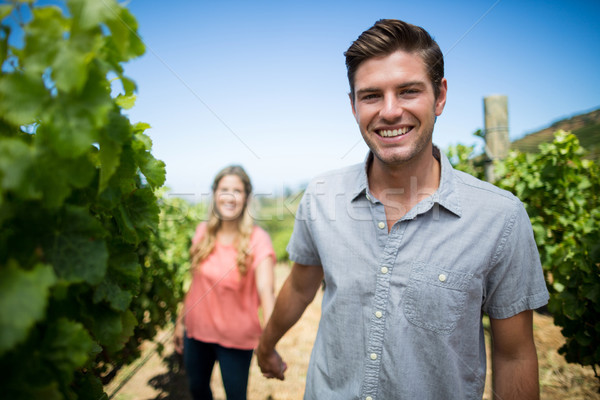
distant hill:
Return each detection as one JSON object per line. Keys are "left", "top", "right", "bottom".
{"left": 511, "top": 108, "right": 600, "bottom": 160}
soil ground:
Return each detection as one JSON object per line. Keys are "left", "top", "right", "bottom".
{"left": 106, "top": 263, "right": 599, "bottom": 400}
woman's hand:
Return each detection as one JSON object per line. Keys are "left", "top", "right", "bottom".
{"left": 174, "top": 318, "right": 185, "bottom": 355}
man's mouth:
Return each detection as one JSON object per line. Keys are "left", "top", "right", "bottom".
{"left": 377, "top": 127, "right": 411, "bottom": 137}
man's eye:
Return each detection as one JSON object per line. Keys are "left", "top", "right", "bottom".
{"left": 362, "top": 94, "right": 379, "bottom": 101}
{"left": 400, "top": 89, "right": 420, "bottom": 96}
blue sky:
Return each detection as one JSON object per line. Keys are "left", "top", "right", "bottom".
{"left": 53, "top": 1, "right": 600, "bottom": 195}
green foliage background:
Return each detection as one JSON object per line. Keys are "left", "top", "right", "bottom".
{"left": 448, "top": 131, "right": 600, "bottom": 377}
{"left": 255, "top": 193, "right": 302, "bottom": 262}
{"left": 0, "top": 1, "right": 180, "bottom": 398}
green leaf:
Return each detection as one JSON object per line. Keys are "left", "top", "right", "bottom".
{"left": 45, "top": 206, "right": 108, "bottom": 284}
{"left": 97, "top": 111, "right": 131, "bottom": 192}
{"left": 94, "top": 248, "right": 141, "bottom": 311}
{"left": 30, "top": 384, "right": 63, "bottom": 400}
{"left": 33, "top": 146, "right": 95, "bottom": 208}
{"left": 132, "top": 122, "right": 151, "bottom": 134}
{"left": 42, "top": 318, "right": 95, "bottom": 383}
{"left": 67, "top": 0, "right": 118, "bottom": 30}
{"left": 109, "top": 247, "right": 142, "bottom": 287}
{"left": 53, "top": 28, "right": 104, "bottom": 94}
{"left": 22, "top": 6, "right": 66, "bottom": 75}
{"left": 115, "top": 93, "right": 136, "bottom": 109}
{"left": 133, "top": 131, "right": 152, "bottom": 150}
{"left": 574, "top": 331, "right": 593, "bottom": 347}
{"left": 133, "top": 132, "right": 165, "bottom": 189}
{"left": 104, "top": 7, "right": 145, "bottom": 61}
{"left": 37, "top": 104, "right": 97, "bottom": 159}
{"left": 0, "top": 72, "right": 50, "bottom": 125}
{"left": 138, "top": 152, "right": 166, "bottom": 189}
{"left": 0, "top": 261, "right": 56, "bottom": 355}
{"left": 120, "top": 75, "right": 137, "bottom": 96}
{"left": 115, "top": 188, "right": 160, "bottom": 244}
{"left": 88, "top": 307, "right": 136, "bottom": 353}
{"left": 72, "top": 371, "right": 105, "bottom": 400}
{"left": 0, "top": 138, "right": 41, "bottom": 200}
{"left": 52, "top": 40, "right": 89, "bottom": 93}
{"left": 98, "top": 137, "right": 122, "bottom": 194}
{"left": 110, "top": 144, "right": 138, "bottom": 195}
{"left": 583, "top": 284, "right": 600, "bottom": 303}
{"left": 93, "top": 280, "right": 132, "bottom": 311}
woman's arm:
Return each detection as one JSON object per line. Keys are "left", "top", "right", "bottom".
{"left": 173, "top": 307, "right": 185, "bottom": 354}
{"left": 255, "top": 255, "right": 276, "bottom": 325}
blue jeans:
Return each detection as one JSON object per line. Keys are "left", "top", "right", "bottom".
{"left": 183, "top": 335, "right": 254, "bottom": 400}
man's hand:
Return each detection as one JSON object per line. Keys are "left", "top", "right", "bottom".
{"left": 257, "top": 345, "right": 287, "bottom": 380}
{"left": 255, "top": 262, "right": 323, "bottom": 381}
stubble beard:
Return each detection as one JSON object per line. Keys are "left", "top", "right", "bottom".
{"left": 364, "top": 118, "right": 435, "bottom": 168}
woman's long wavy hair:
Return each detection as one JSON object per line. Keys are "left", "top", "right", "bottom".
{"left": 190, "top": 165, "right": 254, "bottom": 276}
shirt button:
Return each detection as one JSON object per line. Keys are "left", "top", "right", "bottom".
{"left": 377, "top": 221, "right": 385, "bottom": 229}
{"left": 381, "top": 266, "right": 389, "bottom": 274}
{"left": 366, "top": 194, "right": 371, "bottom": 201}
{"left": 438, "top": 274, "right": 447, "bottom": 282}
{"left": 370, "top": 353, "right": 377, "bottom": 360}
{"left": 366, "top": 397, "right": 373, "bottom": 400}
{"left": 375, "top": 311, "right": 383, "bottom": 318}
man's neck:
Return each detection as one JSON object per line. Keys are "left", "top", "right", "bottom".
{"left": 368, "top": 145, "right": 441, "bottom": 223}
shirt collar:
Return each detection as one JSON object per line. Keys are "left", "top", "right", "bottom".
{"left": 350, "top": 145, "right": 463, "bottom": 217}
{"left": 350, "top": 152, "right": 371, "bottom": 201}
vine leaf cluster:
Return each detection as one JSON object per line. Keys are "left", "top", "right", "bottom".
{"left": 449, "top": 131, "right": 600, "bottom": 381}
{"left": 0, "top": 1, "right": 174, "bottom": 399}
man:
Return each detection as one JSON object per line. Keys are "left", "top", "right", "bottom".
{"left": 257, "top": 19, "right": 548, "bottom": 400}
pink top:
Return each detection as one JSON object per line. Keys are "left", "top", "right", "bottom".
{"left": 183, "top": 222, "right": 276, "bottom": 350}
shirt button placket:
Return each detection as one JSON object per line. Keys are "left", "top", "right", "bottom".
{"left": 362, "top": 202, "right": 407, "bottom": 399}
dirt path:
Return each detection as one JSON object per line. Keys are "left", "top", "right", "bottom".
{"left": 107, "top": 263, "right": 599, "bottom": 400}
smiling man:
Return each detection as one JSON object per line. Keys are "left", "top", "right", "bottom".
{"left": 257, "top": 19, "right": 549, "bottom": 400}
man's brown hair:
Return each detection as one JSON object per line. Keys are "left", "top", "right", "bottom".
{"left": 345, "top": 19, "right": 444, "bottom": 101}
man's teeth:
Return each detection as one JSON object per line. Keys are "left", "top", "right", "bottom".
{"left": 379, "top": 128, "right": 409, "bottom": 137}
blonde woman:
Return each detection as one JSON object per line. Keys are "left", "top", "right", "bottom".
{"left": 174, "top": 165, "right": 276, "bottom": 400}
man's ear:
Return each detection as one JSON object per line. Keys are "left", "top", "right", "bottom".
{"left": 435, "top": 78, "right": 448, "bottom": 117}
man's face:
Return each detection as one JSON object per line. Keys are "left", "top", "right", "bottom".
{"left": 350, "top": 50, "right": 447, "bottom": 167}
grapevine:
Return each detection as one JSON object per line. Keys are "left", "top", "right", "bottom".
{"left": 0, "top": 1, "right": 169, "bottom": 398}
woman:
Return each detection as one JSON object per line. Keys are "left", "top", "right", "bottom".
{"left": 174, "top": 165, "right": 276, "bottom": 400}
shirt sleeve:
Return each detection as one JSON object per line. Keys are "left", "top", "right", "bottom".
{"left": 482, "top": 200, "right": 549, "bottom": 319}
{"left": 286, "top": 182, "right": 322, "bottom": 266}
{"left": 250, "top": 226, "right": 276, "bottom": 271}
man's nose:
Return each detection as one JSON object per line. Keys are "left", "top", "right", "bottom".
{"left": 379, "top": 95, "right": 404, "bottom": 122}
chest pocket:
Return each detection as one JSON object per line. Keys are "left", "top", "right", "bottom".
{"left": 403, "top": 262, "right": 473, "bottom": 335}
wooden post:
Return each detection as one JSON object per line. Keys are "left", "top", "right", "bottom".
{"left": 483, "top": 95, "right": 509, "bottom": 182}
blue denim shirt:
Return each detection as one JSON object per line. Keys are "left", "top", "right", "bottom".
{"left": 287, "top": 147, "right": 549, "bottom": 400}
